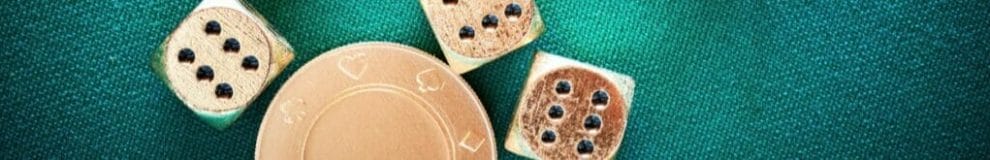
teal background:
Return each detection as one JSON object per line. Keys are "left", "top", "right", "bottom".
{"left": 2, "top": 0, "right": 989, "bottom": 159}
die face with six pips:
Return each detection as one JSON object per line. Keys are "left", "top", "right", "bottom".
{"left": 152, "top": 0, "right": 293, "bottom": 130}
{"left": 419, "top": 0, "right": 545, "bottom": 74}
{"left": 506, "top": 52, "right": 635, "bottom": 160}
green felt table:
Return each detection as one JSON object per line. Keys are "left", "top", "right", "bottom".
{"left": 2, "top": 0, "right": 989, "bottom": 159}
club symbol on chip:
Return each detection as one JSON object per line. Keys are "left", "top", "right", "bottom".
{"left": 151, "top": 0, "right": 294, "bottom": 129}
{"left": 417, "top": 69, "right": 447, "bottom": 93}
{"left": 419, "top": 0, "right": 545, "bottom": 73}
{"left": 505, "top": 52, "right": 635, "bottom": 160}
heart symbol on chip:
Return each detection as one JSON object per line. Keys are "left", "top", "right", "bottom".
{"left": 337, "top": 53, "right": 368, "bottom": 80}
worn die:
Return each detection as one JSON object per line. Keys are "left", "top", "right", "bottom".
{"left": 505, "top": 52, "right": 635, "bottom": 160}
{"left": 419, "top": 0, "right": 545, "bottom": 74}
{"left": 152, "top": 0, "right": 293, "bottom": 129}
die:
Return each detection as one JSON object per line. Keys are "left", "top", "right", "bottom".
{"left": 419, "top": 0, "right": 545, "bottom": 74}
{"left": 151, "top": 0, "right": 293, "bottom": 129}
{"left": 505, "top": 52, "right": 635, "bottom": 159}
{"left": 256, "top": 42, "right": 495, "bottom": 159}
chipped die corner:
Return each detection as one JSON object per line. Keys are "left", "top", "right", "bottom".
{"left": 419, "top": 0, "right": 545, "bottom": 74}
{"left": 504, "top": 116, "right": 541, "bottom": 159}
{"left": 505, "top": 51, "right": 636, "bottom": 159}
{"left": 195, "top": 0, "right": 296, "bottom": 75}
{"left": 152, "top": 0, "right": 293, "bottom": 130}
{"left": 191, "top": 107, "right": 246, "bottom": 130}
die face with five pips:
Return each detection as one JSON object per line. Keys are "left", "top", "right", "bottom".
{"left": 152, "top": 0, "right": 293, "bottom": 130}
{"left": 506, "top": 52, "right": 635, "bottom": 160}
{"left": 420, "top": 0, "right": 545, "bottom": 74}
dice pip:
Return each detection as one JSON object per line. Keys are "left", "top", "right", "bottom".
{"left": 151, "top": 0, "right": 293, "bottom": 129}
{"left": 505, "top": 52, "right": 635, "bottom": 159}
{"left": 419, "top": 0, "right": 545, "bottom": 73}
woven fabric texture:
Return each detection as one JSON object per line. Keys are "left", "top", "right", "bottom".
{"left": 2, "top": 0, "right": 989, "bottom": 159}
